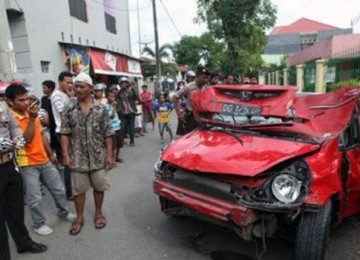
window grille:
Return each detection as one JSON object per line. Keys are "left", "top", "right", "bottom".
{"left": 40, "top": 61, "right": 50, "bottom": 73}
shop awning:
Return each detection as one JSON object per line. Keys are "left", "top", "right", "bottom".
{"left": 90, "top": 48, "right": 142, "bottom": 78}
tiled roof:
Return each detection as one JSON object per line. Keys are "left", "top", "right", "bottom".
{"left": 270, "top": 18, "right": 339, "bottom": 35}
{"left": 287, "top": 34, "right": 360, "bottom": 67}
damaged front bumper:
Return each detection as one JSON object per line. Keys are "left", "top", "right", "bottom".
{"left": 154, "top": 179, "right": 259, "bottom": 240}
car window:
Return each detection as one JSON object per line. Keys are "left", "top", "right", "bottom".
{"left": 341, "top": 112, "right": 360, "bottom": 150}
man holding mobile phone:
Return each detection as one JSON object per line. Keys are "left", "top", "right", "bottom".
{"left": 5, "top": 83, "right": 75, "bottom": 236}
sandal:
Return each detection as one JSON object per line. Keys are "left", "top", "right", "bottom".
{"left": 116, "top": 158, "right": 123, "bottom": 163}
{"left": 69, "top": 219, "right": 84, "bottom": 236}
{"left": 94, "top": 216, "right": 107, "bottom": 229}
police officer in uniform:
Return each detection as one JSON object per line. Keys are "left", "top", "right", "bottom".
{"left": 172, "top": 66, "right": 210, "bottom": 133}
{"left": 0, "top": 100, "right": 47, "bottom": 260}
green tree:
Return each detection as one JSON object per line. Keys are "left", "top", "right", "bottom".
{"left": 172, "top": 33, "right": 225, "bottom": 72}
{"left": 140, "top": 58, "right": 156, "bottom": 79}
{"left": 198, "top": 32, "right": 225, "bottom": 72}
{"left": 172, "top": 35, "right": 202, "bottom": 69}
{"left": 141, "top": 44, "right": 176, "bottom": 78}
{"left": 197, "top": 0, "right": 276, "bottom": 75}
{"left": 142, "top": 44, "right": 173, "bottom": 62}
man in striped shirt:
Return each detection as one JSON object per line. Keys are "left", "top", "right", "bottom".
{"left": 51, "top": 71, "right": 73, "bottom": 200}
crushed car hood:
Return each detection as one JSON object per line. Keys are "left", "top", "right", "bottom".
{"left": 162, "top": 130, "right": 320, "bottom": 177}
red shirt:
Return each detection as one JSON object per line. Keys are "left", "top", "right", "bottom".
{"left": 140, "top": 91, "right": 153, "bottom": 112}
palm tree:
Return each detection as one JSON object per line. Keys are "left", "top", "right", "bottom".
{"left": 141, "top": 44, "right": 176, "bottom": 77}
{"left": 141, "top": 43, "right": 173, "bottom": 62}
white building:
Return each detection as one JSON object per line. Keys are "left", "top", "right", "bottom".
{"left": 1, "top": 0, "right": 142, "bottom": 96}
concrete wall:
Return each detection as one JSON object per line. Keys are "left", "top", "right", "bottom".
{"left": 4, "top": 0, "right": 131, "bottom": 96}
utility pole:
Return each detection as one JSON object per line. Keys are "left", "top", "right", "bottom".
{"left": 152, "top": 0, "right": 161, "bottom": 94}
{"left": 0, "top": 0, "right": 17, "bottom": 81}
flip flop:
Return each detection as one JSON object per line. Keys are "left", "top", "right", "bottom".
{"left": 69, "top": 219, "right": 84, "bottom": 236}
{"left": 94, "top": 216, "right": 107, "bottom": 229}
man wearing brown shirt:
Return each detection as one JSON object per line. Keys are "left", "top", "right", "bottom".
{"left": 60, "top": 73, "right": 114, "bottom": 235}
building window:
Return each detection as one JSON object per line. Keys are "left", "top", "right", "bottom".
{"left": 105, "top": 12, "right": 116, "bottom": 34}
{"left": 69, "top": 0, "right": 88, "bottom": 22}
{"left": 40, "top": 61, "right": 50, "bottom": 73}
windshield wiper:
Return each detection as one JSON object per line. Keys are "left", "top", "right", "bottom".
{"left": 203, "top": 126, "right": 243, "bottom": 145}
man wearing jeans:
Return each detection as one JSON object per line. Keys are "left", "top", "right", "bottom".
{"left": 0, "top": 100, "right": 47, "bottom": 259}
{"left": 51, "top": 71, "right": 73, "bottom": 199}
{"left": 6, "top": 83, "right": 75, "bottom": 236}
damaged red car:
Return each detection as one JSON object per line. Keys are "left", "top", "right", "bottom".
{"left": 153, "top": 84, "right": 360, "bottom": 260}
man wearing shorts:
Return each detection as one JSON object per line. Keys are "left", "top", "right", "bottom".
{"left": 60, "top": 73, "right": 114, "bottom": 235}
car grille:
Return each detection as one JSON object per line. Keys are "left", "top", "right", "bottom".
{"left": 167, "top": 169, "right": 238, "bottom": 203}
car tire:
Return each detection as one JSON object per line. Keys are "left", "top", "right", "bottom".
{"left": 295, "top": 201, "right": 332, "bottom": 260}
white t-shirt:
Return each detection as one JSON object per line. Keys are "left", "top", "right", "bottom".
{"left": 51, "top": 89, "right": 69, "bottom": 133}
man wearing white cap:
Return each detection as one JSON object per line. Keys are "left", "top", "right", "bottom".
{"left": 93, "top": 83, "right": 107, "bottom": 104}
{"left": 61, "top": 72, "right": 114, "bottom": 235}
{"left": 185, "top": 70, "right": 195, "bottom": 83}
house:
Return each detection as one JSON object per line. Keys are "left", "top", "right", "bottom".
{"left": 263, "top": 18, "right": 352, "bottom": 65}
{"left": 1, "top": 0, "right": 142, "bottom": 96}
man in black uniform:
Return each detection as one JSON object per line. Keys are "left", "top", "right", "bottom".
{"left": 0, "top": 100, "right": 47, "bottom": 260}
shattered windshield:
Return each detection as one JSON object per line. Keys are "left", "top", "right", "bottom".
{"left": 204, "top": 122, "right": 320, "bottom": 145}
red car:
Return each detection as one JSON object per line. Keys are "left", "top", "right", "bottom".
{"left": 153, "top": 84, "right": 360, "bottom": 260}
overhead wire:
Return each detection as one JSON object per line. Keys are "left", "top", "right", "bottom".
{"left": 158, "top": 0, "right": 183, "bottom": 38}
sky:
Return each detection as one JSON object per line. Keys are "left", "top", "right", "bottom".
{"left": 128, "top": 0, "right": 360, "bottom": 57}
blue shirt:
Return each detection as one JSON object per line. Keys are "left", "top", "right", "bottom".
{"left": 104, "top": 103, "right": 121, "bottom": 131}
{"left": 154, "top": 102, "right": 173, "bottom": 124}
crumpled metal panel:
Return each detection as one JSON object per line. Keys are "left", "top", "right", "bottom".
{"left": 303, "top": 138, "right": 343, "bottom": 206}
{"left": 190, "top": 85, "right": 360, "bottom": 141}
{"left": 162, "top": 130, "right": 319, "bottom": 176}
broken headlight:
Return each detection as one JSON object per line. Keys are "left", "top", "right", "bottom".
{"left": 239, "top": 161, "right": 311, "bottom": 208}
{"left": 271, "top": 174, "right": 302, "bottom": 203}
{"left": 154, "top": 159, "right": 163, "bottom": 174}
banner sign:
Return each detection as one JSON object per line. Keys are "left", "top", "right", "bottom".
{"left": 66, "top": 46, "right": 90, "bottom": 74}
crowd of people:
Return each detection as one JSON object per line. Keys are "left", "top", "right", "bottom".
{"left": 0, "top": 65, "right": 258, "bottom": 259}
{"left": 0, "top": 71, "right": 165, "bottom": 259}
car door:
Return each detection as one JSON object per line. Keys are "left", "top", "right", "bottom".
{"left": 341, "top": 108, "right": 360, "bottom": 217}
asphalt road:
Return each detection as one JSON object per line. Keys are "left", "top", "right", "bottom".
{"left": 9, "top": 115, "right": 360, "bottom": 260}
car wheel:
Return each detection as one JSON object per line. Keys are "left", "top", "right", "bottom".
{"left": 295, "top": 201, "right": 332, "bottom": 260}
